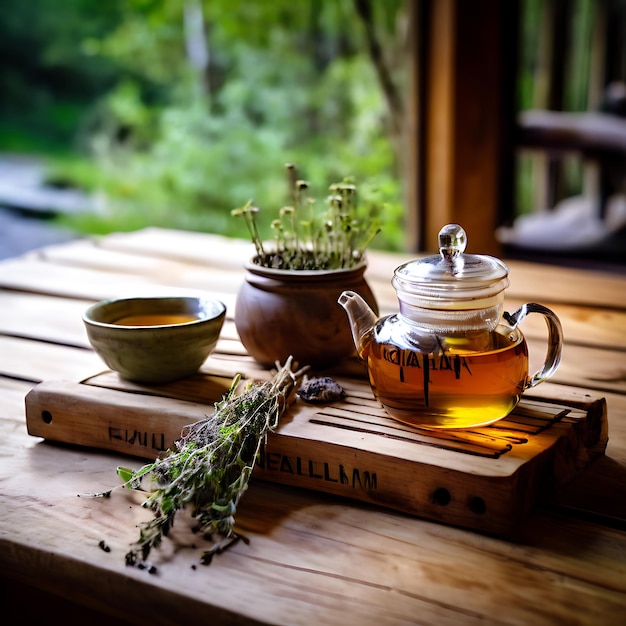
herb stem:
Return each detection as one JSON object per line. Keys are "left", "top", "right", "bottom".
{"left": 118, "top": 357, "right": 308, "bottom": 567}
{"left": 232, "top": 165, "right": 380, "bottom": 270}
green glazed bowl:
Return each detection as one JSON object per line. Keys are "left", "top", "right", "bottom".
{"left": 83, "top": 296, "right": 226, "bottom": 384}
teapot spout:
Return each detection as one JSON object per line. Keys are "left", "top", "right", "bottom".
{"left": 338, "top": 290, "right": 378, "bottom": 354}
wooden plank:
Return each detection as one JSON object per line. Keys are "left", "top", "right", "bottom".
{"left": 9, "top": 228, "right": 626, "bottom": 311}
{"left": 548, "top": 342, "right": 626, "bottom": 395}
{"left": 40, "top": 237, "right": 248, "bottom": 291}
{"left": 502, "top": 260, "right": 626, "bottom": 310}
{"left": 0, "top": 255, "right": 238, "bottom": 307}
{"left": 2, "top": 475, "right": 626, "bottom": 625}
{"left": 42, "top": 237, "right": 234, "bottom": 274}
{"left": 2, "top": 314, "right": 621, "bottom": 417}
{"left": 116, "top": 228, "right": 626, "bottom": 309}
{"left": 531, "top": 383, "right": 626, "bottom": 463}
{"left": 1, "top": 269, "right": 623, "bottom": 359}
{"left": 25, "top": 380, "right": 215, "bottom": 458}
{"left": 359, "top": 242, "right": 626, "bottom": 311}
{"left": 0, "top": 378, "right": 37, "bottom": 420}
{"left": 0, "top": 337, "right": 104, "bottom": 383}
{"left": 3, "top": 335, "right": 590, "bottom": 400}
{"left": 0, "top": 256, "right": 201, "bottom": 301}
{"left": 0, "top": 291, "right": 242, "bottom": 350}
{"left": 3, "top": 396, "right": 625, "bottom": 625}
{"left": 0, "top": 336, "right": 245, "bottom": 385}
{"left": 3, "top": 240, "right": 625, "bottom": 356}
{"left": 0, "top": 292, "right": 94, "bottom": 347}
{"left": 24, "top": 370, "right": 607, "bottom": 537}
{"left": 504, "top": 297, "right": 626, "bottom": 351}
{"left": 95, "top": 226, "right": 254, "bottom": 269}
{"left": 367, "top": 252, "right": 626, "bottom": 311}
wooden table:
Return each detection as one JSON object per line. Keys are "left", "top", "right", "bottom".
{"left": 1, "top": 227, "right": 625, "bottom": 625}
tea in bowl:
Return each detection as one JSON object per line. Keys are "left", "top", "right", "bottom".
{"left": 83, "top": 296, "right": 226, "bottom": 384}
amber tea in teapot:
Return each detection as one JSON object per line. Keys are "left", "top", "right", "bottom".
{"left": 359, "top": 321, "right": 528, "bottom": 429}
{"left": 339, "top": 224, "right": 563, "bottom": 430}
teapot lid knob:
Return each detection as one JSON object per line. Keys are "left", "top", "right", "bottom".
{"left": 439, "top": 224, "right": 467, "bottom": 264}
{"left": 392, "top": 222, "right": 509, "bottom": 307}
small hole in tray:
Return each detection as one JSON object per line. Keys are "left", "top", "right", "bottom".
{"left": 42, "top": 410, "right": 53, "bottom": 424}
{"left": 433, "top": 487, "right": 451, "bottom": 506}
{"left": 469, "top": 496, "right": 487, "bottom": 514}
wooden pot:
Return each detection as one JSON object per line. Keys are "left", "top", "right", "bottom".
{"left": 235, "top": 259, "right": 378, "bottom": 369}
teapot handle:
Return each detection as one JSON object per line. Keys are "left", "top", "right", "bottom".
{"left": 504, "top": 303, "right": 563, "bottom": 389}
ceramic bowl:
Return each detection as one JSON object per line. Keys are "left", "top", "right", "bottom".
{"left": 83, "top": 296, "right": 226, "bottom": 384}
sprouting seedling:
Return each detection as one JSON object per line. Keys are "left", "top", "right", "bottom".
{"left": 232, "top": 164, "right": 381, "bottom": 270}
{"left": 231, "top": 201, "right": 265, "bottom": 259}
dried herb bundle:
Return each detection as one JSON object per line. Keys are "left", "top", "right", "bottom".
{"left": 117, "top": 357, "right": 307, "bottom": 567}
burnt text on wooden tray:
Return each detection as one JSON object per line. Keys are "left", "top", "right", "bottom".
{"left": 24, "top": 368, "right": 608, "bottom": 538}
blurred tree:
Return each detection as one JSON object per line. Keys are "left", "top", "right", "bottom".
{"left": 0, "top": 0, "right": 126, "bottom": 149}
{"left": 1, "top": 0, "right": 409, "bottom": 251}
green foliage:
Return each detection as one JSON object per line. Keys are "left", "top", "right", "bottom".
{"left": 2, "top": 0, "right": 408, "bottom": 251}
{"left": 0, "top": 0, "right": 125, "bottom": 146}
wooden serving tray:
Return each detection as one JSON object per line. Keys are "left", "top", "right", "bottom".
{"left": 24, "top": 365, "right": 608, "bottom": 537}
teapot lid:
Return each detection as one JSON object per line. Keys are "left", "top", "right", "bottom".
{"left": 392, "top": 224, "right": 509, "bottom": 309}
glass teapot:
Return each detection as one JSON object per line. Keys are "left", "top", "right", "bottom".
{"left": 338, "top": 224, "right": 563, "bottom": 430}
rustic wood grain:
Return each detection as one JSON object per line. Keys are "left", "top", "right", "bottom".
{"left": 1, "top": 227, "right": 625, "bottom": 625}
{"left": 24, "top": 370, "right": 607, "bottom": 537}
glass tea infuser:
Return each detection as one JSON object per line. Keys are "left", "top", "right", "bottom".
{"left": 339, "top": 224, "right": 563, "bottom": 429}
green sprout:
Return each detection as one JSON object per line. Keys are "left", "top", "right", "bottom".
{"left": 231, "top": 164, "right": 381, "bottom": 270}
